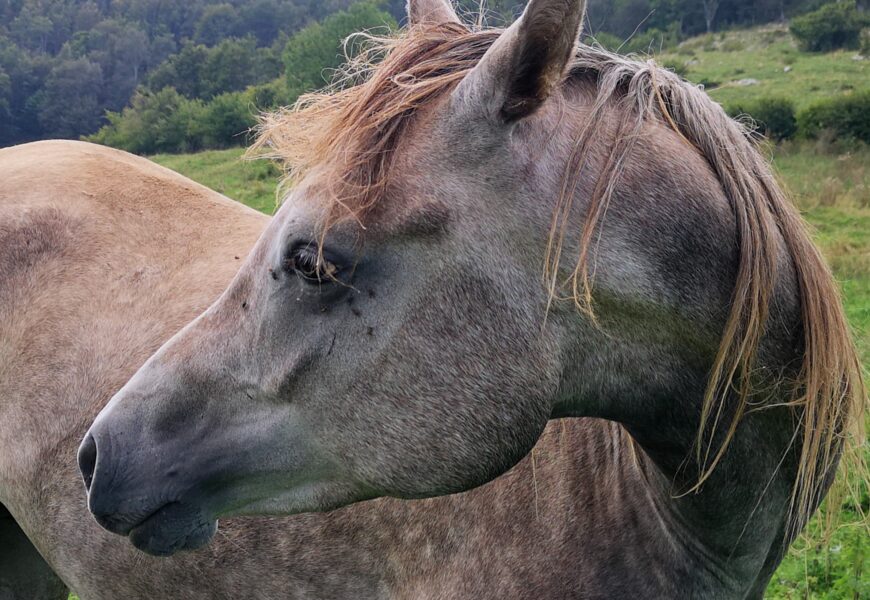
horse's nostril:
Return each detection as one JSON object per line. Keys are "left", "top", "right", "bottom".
{"left": 78, "top": 433, "right": 98, "bottom": 492}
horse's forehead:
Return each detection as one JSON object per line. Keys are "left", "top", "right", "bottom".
{"left": 273, "top": 172, "right": 452, "bottom": 244}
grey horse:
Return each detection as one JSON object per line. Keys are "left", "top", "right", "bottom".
{"left": 1, "top": 0, "right": 864, "bottom": 598}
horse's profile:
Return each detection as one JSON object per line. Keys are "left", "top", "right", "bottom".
{"left": 1, "top": 0, "right": 865, "bottom": 598}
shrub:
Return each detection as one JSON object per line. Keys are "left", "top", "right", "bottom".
{"left": 727, "top": 97, "right": 798, "bottom": 141}
{"left": 797, "top": 91, "right": 870, "bottom": 144}
{"left": 87, "top": 87, "right": 207, "bottom": 154}
{"left": 661, "top": 59, "right": 689, "bottom": 78}
{"left": 585, "top": 31, "right": 622, "bottom": 51}
{"left": 719, "top": 38, "right": 745, "bottom": 52}
{"left": 789, "top": 2, "right": 868, "bottom": 52}
{"left": 621, "top": 23, "right": 682, "bottom": 54}
{"left": 200, "top": 91, "right": 257, "bottom": 148}
{"left": 245, "top": 79, "right": 285, "bottom": 110}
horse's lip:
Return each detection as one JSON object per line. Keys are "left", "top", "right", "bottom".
{"left": 126, "top": 501, "right": 217, "bottom": 557}
{"left": 93, "top": 508, "right": 153, "bottom": 536}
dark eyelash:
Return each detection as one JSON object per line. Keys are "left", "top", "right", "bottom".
{"left": 284, "top": 245, "right": 339, "bottom": 283}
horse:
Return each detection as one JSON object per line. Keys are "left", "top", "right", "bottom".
{"left": 1, "top": 0, "right": 865, "bottom": 597}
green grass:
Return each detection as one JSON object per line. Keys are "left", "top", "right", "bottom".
{"left": 765, "top": 145, "right": 868, "bottom": 599}
{"left": 150, "top": 149, "right": 282, "bottom": 215}
{"left": 657, "top": 25, "right": 869, "bottom": 111}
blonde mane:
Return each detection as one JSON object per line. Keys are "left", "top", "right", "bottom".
{"left": 252, "top": 20, "right": 867, "bottom": 538}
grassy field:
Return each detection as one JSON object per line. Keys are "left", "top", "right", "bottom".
{"left": 657, "top": 24, "right": 869, "bottom": 111}
{"left": 150, "top": 149, "right": 282, "bottom": 214}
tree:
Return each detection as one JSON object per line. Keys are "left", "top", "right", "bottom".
{"left": 148, "top": 37, "right": 280, "bottom": 100}
{"left": 194, "top": 3, "right": 240, "bottom": 46}
{"left": 37, "top": 57, "right": 103, "bottom": 138}
{"left": 74, "top": 2, "right": 103, "bottom": 33}
{"left": 86, "top": 19, "right": 150, "bottom": 110}
{"left": 237, "top": 0, "right": 305, "bottom": 46}
{"left": 0, "top": 66, "right": 11, "bottom": 120}
{"left": 201, "top": 36, "right": 275, "bottom": 98}
{"left": 701, "top": 0, "right": 720, "bottom": 32}
{"left": 9, "top": 4, "right": 53, "bottom": 53}
{"left": 147, "top": 42, "right": 211, "bottom": 98}
{"left": 88, "top": 87, "right": 207, "bottom": 154}
{"left": 283, "top": 1, "right": 397, "bottom": 101}
{"left": 0, "top": 35, "right": 51, "bottom": 144}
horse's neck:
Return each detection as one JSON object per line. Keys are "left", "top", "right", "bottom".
{"left": 544, "top": 99, "right": 805, "bottom": 560}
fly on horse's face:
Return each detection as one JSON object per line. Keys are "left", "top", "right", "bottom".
{"left": 80, "top": 0, "right": 586, "bottom": 556}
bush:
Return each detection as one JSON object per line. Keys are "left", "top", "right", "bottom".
{"left": 87, "top": 87, "right": 207, "bottom": 154}
{"left": 727, "top": 97, "right": 798, "bottom": 141}
{"left": 789, "top": 2, "right": 868, "bottom": 52}
{"left": 661, "top": 59, "right": 689, "bottom": 78}
{"left": 200, "top": 91, "right": 257, "bottom": 148}
{"left": 621, "top": 23, "right": 683, "bottom": 54}
{"left": 585, "top": 31, "right": 623, "bottom": 51}
{"left": 797, "top": 91, "right": 870, "bottom": 144}
{"left": 245, "top": 78, "right": 286, "bottom": 110}
{"left": 87, "top": 83, "right": 271, "bottom": 154}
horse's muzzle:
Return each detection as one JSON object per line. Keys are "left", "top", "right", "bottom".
{"left": 77, "top": 428, "right": 218, "bottom": 556}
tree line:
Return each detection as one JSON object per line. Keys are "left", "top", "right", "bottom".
{"left": 0, "top": 0, "right": 362, "bottom": 145}
{"left": 0, "top": 0, "right": 864, "bottom": 150}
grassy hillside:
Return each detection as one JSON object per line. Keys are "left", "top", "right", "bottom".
{"left": 657, "top": 25, "right": 869, "bottom": 111}
{"left": 150, "top": 150, "right": 282, "bottom": 214}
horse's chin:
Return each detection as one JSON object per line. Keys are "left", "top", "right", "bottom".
{"left": 126, "top": 501, "right": 217, "bottom": 557}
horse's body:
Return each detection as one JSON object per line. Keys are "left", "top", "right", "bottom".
{"left": 1, "top": 1, "right": 864, "bottom": 598}
{"left": 0, "top": 140, "right": 771, "bottom": 599}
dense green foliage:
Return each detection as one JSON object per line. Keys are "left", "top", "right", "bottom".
{"left": 798, "top": 90, "right": 870, "bottom": 143}
{"left": 87, "top": 84, "right": 278, "bottom": 153}
{"left": 727, "top": 96, "right": 798, "bottom": 140}
{"left": 283, "top": 1, "right": 396, "bottom": 99}
{"left": 146, "top": 37, "right": 282, "bottom": 100}
{"left": 89, "top": 88, "right": 207, "bottom": 154}
{"left": 87, "top": 2, "right": 396, "bottom": 153}
{"left": 3, "top": 0, "right": 863, "bottom": 149}
{"left": 0, "top": 0, "right": 365, "bottom": 146}
{"left": 789, "top": 1, "right": 869, "bottom": 51}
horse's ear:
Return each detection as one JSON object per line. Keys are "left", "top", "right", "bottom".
{"left": 407, "top": 0, "right": 460, "bottom": 26}
{"left": 454, "top": 0, "right": 586, "bottom": 123}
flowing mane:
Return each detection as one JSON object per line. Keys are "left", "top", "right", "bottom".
{"left": 252, "top": 20, "right": 866, "bottom": 537}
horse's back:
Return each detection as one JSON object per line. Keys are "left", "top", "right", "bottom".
{"left": 0, "top": 140, "right": 260, "bottom": 214}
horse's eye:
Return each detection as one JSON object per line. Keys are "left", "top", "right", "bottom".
{"left": 284, "top": 245, "right": 340, "bottom": 283}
